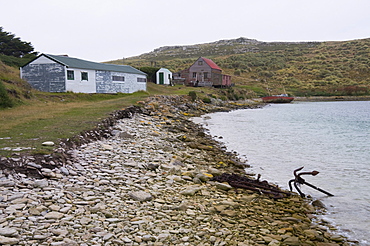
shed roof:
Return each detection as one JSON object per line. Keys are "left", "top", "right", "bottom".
{"left": 24, "top": 54, "right": 146, "bottom": 75}
{"left": 157, "top": 68, "right": 172, "bottom": 73}
{"left": 201, "top": 57, "right": 222, "bottom": 71}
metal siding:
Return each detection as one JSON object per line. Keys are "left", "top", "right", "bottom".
{"left": 96, "top": 71, "right": 145, "bottom": 93}
{"left": 21, "top": 63, "right": 66, "bottom": 92}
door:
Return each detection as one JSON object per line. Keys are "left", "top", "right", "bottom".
{"left": 159, "top": 72, "right": 164, "bottom": 84}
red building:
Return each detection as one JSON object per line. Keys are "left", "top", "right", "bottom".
{"left": 173, "top": 57, "right": 231, "bottom": 87}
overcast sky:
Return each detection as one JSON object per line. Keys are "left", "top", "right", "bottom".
{"left": 2, "top": 0, "right": 370, "bottom": 62}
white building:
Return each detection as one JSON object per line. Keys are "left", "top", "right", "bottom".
{"left": 20, "top": 54, "right": 147, "bottom": 93}
{"left": 156, "top": 68, "right": 172, "bottom": 85}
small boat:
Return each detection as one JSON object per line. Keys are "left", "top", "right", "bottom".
{"left": 261, "top": 94, "right": 294, "bottom": 103}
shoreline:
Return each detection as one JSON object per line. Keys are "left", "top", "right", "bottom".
{"left": 294, "top": 95, "right": 370, "bottom": 102}
{"left": 0, "top": 95, "right": 356, "bottom": 245}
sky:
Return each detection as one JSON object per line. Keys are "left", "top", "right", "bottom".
{"left": 1, "top": 0, "right": 370, "bottom": 62}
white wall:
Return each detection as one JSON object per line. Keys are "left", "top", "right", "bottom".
{"left": 65, "top": 68, "right": 96, "bottom": 93}
{"left": 29, "top": 55, "right": 56, "bottom": 64}
{"left": 156, "top": 68, "right": 172, "bottom": 85}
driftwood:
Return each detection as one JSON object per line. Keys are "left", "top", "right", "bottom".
{"left": 211, "top": 173, "right": 291, "bottom": 199}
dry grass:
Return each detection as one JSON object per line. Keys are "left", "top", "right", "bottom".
{"left": 0, "top": 82, "right": 219, "bottom": 156}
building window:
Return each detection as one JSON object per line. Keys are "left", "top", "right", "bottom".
{"left": 204, "top": 72, "right": 208, "bottom": 79}
{"left": 81, "top": 72, "right": 88, "bottom": 81}
{"left": 112, "top": 76, "right": 125, "bottom": 82}
{"left": 192, "top": 72, "right": 197, "bottom": 78}
{"left": 67, "top": 70, "right": 74, "bottom": 80}
{"left": 198, "top": 61, "right": 203, "bottom": 66}
{"left": 137, "top": 77, "right": 146, "bottom": 82}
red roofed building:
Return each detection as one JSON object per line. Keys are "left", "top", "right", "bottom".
{"left": 173, "top": 57, "right": 231, "bottom": 87}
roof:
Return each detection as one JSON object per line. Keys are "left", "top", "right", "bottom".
{"left": 157, "top": 68, "right": 172, "bottom": 73}
{"left": 201, "top": 57, "right": 222, "bottom": 71}
{"left": 24, "top": 54, "right": 146, "bottom": 76}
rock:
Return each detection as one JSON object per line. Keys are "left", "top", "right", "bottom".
{"left": 283, "top": 236, "right": 300, "bottom": 246}
{"left": 247, "top": 221, "right": 258, "bottom": 227}
{"left": 42, "top": 141, "right": 55, "bottom": 146}
{"left": 59, "top": 167, "right": 69, "bottom": 175}
{"left": 208, "top": 167, "right": 222, "bottom": 176}
{"left": 304, "top": 229, "right": 321, "bottom": 240}
{"left": 312, "top": 199, "right": 326, "bottom": 209}
{"left": 220, "top": 210, "right": 237, "bottom": 217}
{"left": 34, "top": 179, "right": 49, "bottom": 188}
{"left": 0, "top": 228, "right": 18, "bottom": 237}
{"left": 268, "top": 239, "right": 281, "bottom": 246}
{"left": 45, "top": 211, "right": 65, "bottom": 219}
{"left": 214, "top": 182, "right": 233, "bottom": 191}
{"left": 180, "top": 186, "right": 202, "bottom": 196}
{"left": 129, "top": 191, "right": 153, "bottom": 202}
{"left": 100, "top": 143, "right": 113, "bottom": 150}
{"left": 119, "top": 131, "right": 134, "bottom": 139}
{"left": 103, "top": 233, "right": 114, "bottom": 241}
{"left": 195, "top": 172, "right": 213, "bottom": 182}
{"left": 0, "top": 235, "right": 19, "bottom": 245}
{"left": 27, "top": 162, "right": 42, "bottom": 169}
{"left": 0, "top": 180, "right": 15, "bottom": 187}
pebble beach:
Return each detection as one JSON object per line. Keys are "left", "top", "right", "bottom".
{"left": 0, "top": 95, "right": 354, "bottom": 245}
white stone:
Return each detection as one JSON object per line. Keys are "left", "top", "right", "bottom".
{"left": 42, "top": 141, "right": 55, "bottom": 146}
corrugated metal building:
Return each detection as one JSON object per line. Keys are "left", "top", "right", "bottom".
{"left": 20, "top": 54, "right": 147, "bottom": 93}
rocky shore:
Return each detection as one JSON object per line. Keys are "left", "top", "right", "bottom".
{"left": 0, "top": 95, "right": 355, "bottom": 245}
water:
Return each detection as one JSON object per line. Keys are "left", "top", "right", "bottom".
{"left": 193, "top": 101, "right": 370, "bottom": 245}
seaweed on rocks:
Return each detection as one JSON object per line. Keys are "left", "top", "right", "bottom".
{"left": 211, "top": 173, "right": 292, "bottom": 199}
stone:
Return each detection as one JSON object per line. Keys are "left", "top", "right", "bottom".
{"left": 45, "top": 211, "right": 65, "bottom": 219}
{"left": 283, "top": 236, "right": 300, "bottom": 246}
{"left": 0, "top": 235, "right": 19, "bottom": 245}
{"left": 0, "top": 228, "right": 18, "bottom": 237}
{"left": 214, "top": 182, "right": 233, "bottom": 191}
{"left": 34, "top": 179, "right": 49, "bottom": 188}
{"left": 180, "top": 186, "right": 203, "bottom": 196}
{"left": 304, "top": 229, "right": 321, "bottom": 240}
{"left": 129, "top": 191, "right": 153, "bottom": 202}
{"left": 42, "top": 141, "right": 55, "bottom": 146}
{"left": 220, "top": 210, "right": 237, "bottom": 217}
{"left": 0, "top": 180, "right": 15, "bottom": 187}
{"left": 59, "top": 167, "right": 69, "bottom": 175}
{"left": 312, "top": 199, "right": 326, "bottom": 209}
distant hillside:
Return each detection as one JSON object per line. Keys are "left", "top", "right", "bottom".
{"left": 121, "top": 37, "right": 320, "bottom": 60}
{"left": 110, "top": 37, "right": 370, "bottom": 97}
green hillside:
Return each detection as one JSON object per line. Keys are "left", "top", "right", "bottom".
{"left": 109, "top": 37, "right": 370, "bottom": 97}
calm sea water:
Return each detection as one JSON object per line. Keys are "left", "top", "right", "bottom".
{"left": 193, "top": 101, "right": 370, "bottom": 245}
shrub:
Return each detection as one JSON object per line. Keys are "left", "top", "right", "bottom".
{"left": 202, "top": 97, "right": 211, "bottom": 103}
{"left": 0, "top": 80, "right": 13, "bottom": 108}
{"left": 188, "top": 91, "right": 197, "bottom": 101}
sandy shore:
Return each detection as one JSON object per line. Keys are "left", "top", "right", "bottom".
{"left": 0, "top": 95, "right": 356, "bottom": 245}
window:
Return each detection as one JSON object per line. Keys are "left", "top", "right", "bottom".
{"left": 112, "top": 76, "right": 125, "bottom": 82}
{"left": 198, "top": 61, "right": 203, "bottom": 66}
{"left": 137, "top": 77, "right": 146, "bottom": 82}
{"left": 81, "top": 72, "right": 88, "bottom": 81}
{"left": 204, "top": 72, "right": 208, "bottom": 79}
{"left": 67, "top": 70, "right": 74, "bottom": 80}
{"left": 192, "top": 72, "right": 197, "bottom": 78}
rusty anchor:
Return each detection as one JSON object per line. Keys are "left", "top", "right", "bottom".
{"left": 288, "top": 166, "right": 334, "bottom": 198}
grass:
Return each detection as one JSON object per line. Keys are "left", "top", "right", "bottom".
{"left": 0, "top": 83, "right": 217, "bottom": 156}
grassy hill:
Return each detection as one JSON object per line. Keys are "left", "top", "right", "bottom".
{"left": 109, "top": 37, "right": 370, "bottom": 97}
